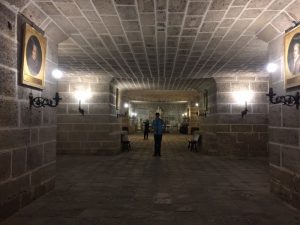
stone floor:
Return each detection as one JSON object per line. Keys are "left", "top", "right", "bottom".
{"left": 1, "top": 134, "right": 300, "bottom": 225}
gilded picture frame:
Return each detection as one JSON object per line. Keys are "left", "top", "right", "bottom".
{"left": 21, "top": 23, "right": 47, "bottom": 89}
{"left": 284, "top": 25, "right": 300, "bottom": 89}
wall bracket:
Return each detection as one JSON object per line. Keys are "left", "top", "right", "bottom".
{"left": 29, "top": 92, "right": 62, "bottom": 109}
{"left": 266, "top": 88, "right": 300, "bottom": 109}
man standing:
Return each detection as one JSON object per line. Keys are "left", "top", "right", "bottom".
{"left": 143, "top": 119, "right": 150, "bottom": 140}
{"left": 152, "top": 113, "right": 165, "bottom": 156}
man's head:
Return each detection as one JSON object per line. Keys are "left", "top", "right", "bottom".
{"left": 155, "top": 112, "right": 160, "bottom": 118}
{"left": 31, "top": 44, "right": 37, "bottom": 61}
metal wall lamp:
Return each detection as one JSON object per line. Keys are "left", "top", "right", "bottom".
{"left": 29, "top": 92, "right": 62, "bottom": 109}
{"left": 74, "top": 90, "right": 92, "bottom": 116}
{"left": 117, "top": 111, "right": 128, "bottom": 118}
{"left": 241, "top": 101, "right": 248, "bottom": 118}
{"left": 196, "top": 111, "right": 207, "bottom": 118}
{"left": 232, "top": 91, "right": 253, "bottom": 119}
{"left": 78, "top": 100, "right": 84, "bottom": 115}
{"left": 266, "top": 88, "right": 300, "bottom": 109}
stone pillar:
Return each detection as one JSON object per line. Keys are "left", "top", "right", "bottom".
{"left": 0, "top": 2, "right": 61, "bottom": 220}
{"left": 57, "top": 75, "right": 121, "bottom": 155}
{"left": 200, "top": 75, "right": 269, "bottom": 157}
{"left": 268, "top": 34, "right": 300, "bottom": 210}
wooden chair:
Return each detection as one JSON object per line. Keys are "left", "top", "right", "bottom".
{"left": 121, "top": 133, "right": 131, "bottom": 151}
{"left": 188, "top": 133, "right": 201, "bottom": 152}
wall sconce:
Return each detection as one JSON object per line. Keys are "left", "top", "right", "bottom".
{"left": 266, "top": 88, "right": 300, "bottom": 109}
{"left": 131, "top": 112, "right": 137, "bottom": 117}
{"left": 233, "top": 90, "right": 254, "bottom": 118}
{"left": 29, "top": 92, "right": 62, "bottom": 109}
{"left": 78, "top": 100, "right": 84, "bottom": 115}
{"left": 196, "top": 110, "right": 207, "bottom": 118}
{"left": 117, "top": 112, "right": 127, "bottom": 118}
{"left": 74, "top": 89, "right": 92, "bottom": 116}
{"left": 194, "top": 102, "right": 207, "bottom": 118}
{"left": 116, "top": 102, "right": 129, "bottom": 118}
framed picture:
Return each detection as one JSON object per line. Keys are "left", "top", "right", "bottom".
{"left": 284, "top": 25, "right": 300, "bottom": 89}
{"left": 203, "top": 89, "right": 208, "bottom": 111}
{"left": 21, "top": 23, "right": 47, "bottom": 89}
{"left": 116, "top": 88, "right": 119, "bottom": 110}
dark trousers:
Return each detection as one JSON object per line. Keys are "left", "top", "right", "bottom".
{"left": 144, "top": 130, "right": 149, "bottom": 139}
{"left": 154, "top": 134, "right": 162, "bottom": 156}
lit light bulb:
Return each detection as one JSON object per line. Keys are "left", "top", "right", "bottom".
{"left": 233, "top": 90, "right": 254, "bottom": 105}
{"left": 124, "top": 103, "right": 129, "bottom": 108}
{"left": 74, "top": 88, "right": 92, "bottom": 103}
{"left": 266, "top": 63, "right": 278, "bottom": 73}
{"left": 195, "top": 103, "right": 199, "bottom": 107}
{"left": 52, "top": 69, "right": 63, "bottom": 79}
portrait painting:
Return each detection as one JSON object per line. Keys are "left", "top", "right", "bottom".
{"left": 203, "top": 89, "right": 208, "bottom": 111}
{"left": 284, "top": 26, "right": 300, "bottom": 89}
{"left": 21, "top": 23, "right": 47, "bottom": 89}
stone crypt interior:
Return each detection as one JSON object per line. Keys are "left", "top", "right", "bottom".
{"left": 1, "top": 0, "right": 300, "bottom": 224}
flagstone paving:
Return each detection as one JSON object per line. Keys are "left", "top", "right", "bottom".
{"left": 1, "top": 134, "right": 300, "bottom": 225}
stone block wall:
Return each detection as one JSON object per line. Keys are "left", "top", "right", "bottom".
{"left": 0, "top": 2, "right": 59, "bottom": 221}
{"left": 57, "top": 75, "right": 121, "bottom": 155}
{"left": 200, "top": 75, "right": 269, "bottom": 157}
{"left": 269, "top": 34, "right": 300, "bottom": 210}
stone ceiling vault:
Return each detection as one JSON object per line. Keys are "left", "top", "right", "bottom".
{"left": 4, "top": 0, "right": 300, "bottom": 89}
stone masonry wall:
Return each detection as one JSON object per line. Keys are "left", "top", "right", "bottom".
{"left": 0, "top": 2, "right": 60, "bottom": 220}
{"left": 57, "top": 75, "right": 121, "bottom": 155}
{"left": 269, "top": 34, "right": 300, "bottom": 210}
{"left": 200, "top": 75, "right": 269, "bottom": 157}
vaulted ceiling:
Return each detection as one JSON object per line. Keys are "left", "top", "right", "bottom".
{"left": 6, "top": 0, "right": 300, "bottom": 89}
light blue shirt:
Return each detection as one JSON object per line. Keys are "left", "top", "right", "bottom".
{"left": 152, "top": 118, "right": 165, "bottom": 135}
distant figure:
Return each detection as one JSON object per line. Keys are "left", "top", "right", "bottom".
{"left": 26, "top": 36, "right": 42, "bottom": 76}
{"left": 292, "top": 43, "right": 300, "bottom": 75}
{"left": 152, "top": 112, "right": 165, "bottom": 157}
{"left": 143, "top": 119, "right": 150, "bottom": 140}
